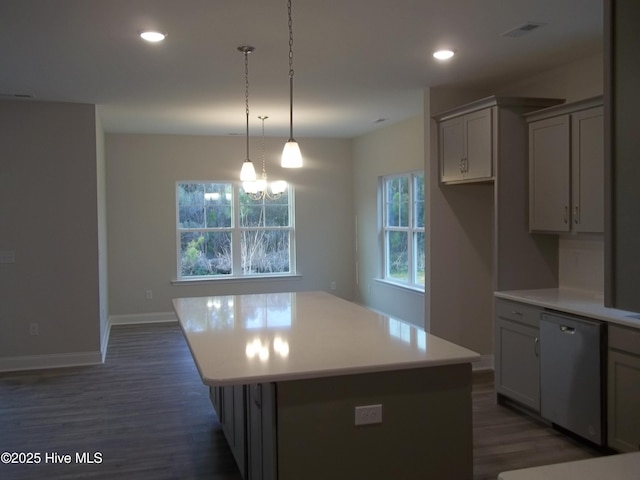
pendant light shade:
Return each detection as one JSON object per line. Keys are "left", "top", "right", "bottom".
{"left": 240, "top": 159, "right": 256, "bottom": 182}
{"left": 281, "top": 0, "right": 302, "bottom": 168}
{"left": 281, "top": 140, "right": 302, "bottom": 168}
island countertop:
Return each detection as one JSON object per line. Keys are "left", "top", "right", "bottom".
{"left": 173, "top": 291, "right": 480, "bottom": 386}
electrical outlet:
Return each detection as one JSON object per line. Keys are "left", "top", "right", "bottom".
{"left": 354, "top": 404, "right": 382, "bottom": 426}
{"left": 29, "top": 323, "right": 39, "bottom": 336}
{"left": 330, "top": 281, "right": 336, "bottom": 290}
{"left": 145, "top": 289, "right": 153, "bottom": 300}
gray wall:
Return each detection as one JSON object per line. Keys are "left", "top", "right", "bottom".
{"left": 0, "top": 100, "right": 102, "bottom": 367}
{"left": 106, "top": 134, "right": 354, "bottom": 319}
{"left": 352, "top": 117, "right": 425, "bottom": 327}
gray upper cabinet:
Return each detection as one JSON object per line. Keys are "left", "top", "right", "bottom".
{"left": 526, "top": 97, "right": 604, "bottom": 234}
{"left": 439, "top": 108, "right": 493, "bottom": 183}
{"left": 572, "top": 107, "right": 605, "bottom": 232}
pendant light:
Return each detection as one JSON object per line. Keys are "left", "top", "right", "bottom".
{"left": 239, "top": 46, "right": 257, "bottom": 182}
{"left": 281, "top": 0, "right": 303, "bottom": 168}
{"left": 244, "top": 116, "right": 287, "bottom": 200}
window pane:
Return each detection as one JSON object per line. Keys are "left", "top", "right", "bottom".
{"left": 386, "top": 177, "right": 409, "bottom": 227}
{"left": 242, "top": 230, "right": 290, "bottom": 274}
{"left": 240, "top": 205, "right": 264, "bottom": 227}
{"left": 265, "top": 205, "right": 289, "bottom": 226}
{"left": 204, "top": 183, "right": 232, "bottom": 228}
{"left": 414, "top": 174, "right": 425, "bottom": 228}
{"left": 239, "top": 191, "right": 290, "bottom": 228}
{"left": 179, "top": 206, "right": 204, "bottom": 228}
{"left": 178, "top": 183, "right": 204, "bottom": 207}
{"left": 387, "top": 230, "right": 408, "bottom": 282}
{"left": 414, "top": 231, "right": 425, "bottom": 286}
{"left": 180, "top": 231, "right": 232, "bottom": 277}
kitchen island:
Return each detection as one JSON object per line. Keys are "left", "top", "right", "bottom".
{"left": 173, "top": 291, "right": 479, "bottom": 480}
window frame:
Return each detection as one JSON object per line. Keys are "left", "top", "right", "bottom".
{"left": 175, "top": 181, "right": 296, "bottom": 281}
{"left": 380, "top": 171, "right": 425, "bottom": 291}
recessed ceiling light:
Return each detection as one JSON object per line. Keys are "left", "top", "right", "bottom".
{"left": 433, "top": 49, "right": 455, "bottom": 60}
{"left": 140, "top": 31, "right": 166, "bottom": 42}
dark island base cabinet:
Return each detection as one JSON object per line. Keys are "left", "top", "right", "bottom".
{"left": 608, "top": 324, "right": 640, "bottom": 452}
{"left": 211, "top": 364, "right": 473, "bottom": 480}
{"left": 494, "top": 299, "right": 542, "bottom": 412}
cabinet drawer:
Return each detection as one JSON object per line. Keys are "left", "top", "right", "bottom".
{"left": 495, "top": 298, "right": 542, "bottom": 328}
{"left": 609, "top": 324, "right": 640, "bottom": 355}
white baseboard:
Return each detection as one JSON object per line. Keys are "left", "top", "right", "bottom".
{"left": 108, "top": 311, "right": 177, "bottom": 325}
{"left": 0, "top": 350, "right": 103, "bottom": 373}
{"left": 472, "top": 354, "right": 494, "bottom": 372}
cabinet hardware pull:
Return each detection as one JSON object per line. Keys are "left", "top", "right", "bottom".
{"left": 564, "top": 206, "right": 568, "bottom": 224}
{"left": 574, "top": 205, "right": 579, "bottom": 224}
{"left": 464, "top": 157, "right": 469, "bottom": 173}
{"left": 459, "top": 158, "right": 464, "bottom": 173}
{"left": 560, "top": 325, "right": 576, "bottom": 334}
{"left": 511, "top": 311, "right": 522, "bottom": 316}
{"left": 534, "top": 337, "right": 539, "bottom": 357}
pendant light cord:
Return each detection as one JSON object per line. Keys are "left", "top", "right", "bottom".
{"left": 287, "top": 0, "right": 295, "bottom": 141}
{"left": 259, "top": 116, "right": 268, "bottom": 175}
{"left": 245, "top": 49, "right": 250, "bottom": 160}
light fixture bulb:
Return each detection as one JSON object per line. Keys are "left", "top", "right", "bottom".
{"left": 255, "top": 177, "right": 268, "bottom": 193}
{"left": 433, "top": 49, "right": 455, "bottom": 60}
{"left": 243, "top": 181, "right": 259, "bottom": 194}
{"left": 140, "top": 31, "right": 166, "bottom": 42}
{"left": 271, "top": 180, "right": 288, "bottom": 195}
{"left": 240, "top": 159, "right": 257, "bottom": 182}
{"left": 281, "top": 140, "right": 302, "bottom": 168}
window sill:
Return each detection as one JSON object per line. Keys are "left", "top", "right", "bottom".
{"left": 374, "top": 278, "right": 425, "bottom": 295}
{"left": 172, "top": 274, "right": 302, "bottom": 286}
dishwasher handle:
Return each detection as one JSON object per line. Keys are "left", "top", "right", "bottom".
{"left": 560, "top": 325, "right": 576, "bottom": 334}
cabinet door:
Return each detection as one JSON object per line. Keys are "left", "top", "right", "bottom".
{"left": 439, "top": 116, "right": 465, "bottom": 182}
{"left": 529, "top": 115, "right": 571, "bottom": 232}
{"left": 464, "top": 108, "right": 493, "bottom": 180}
{"left": 247, "top": 383, "right": 277, "bottom": 480}
{"left": 495, "top": 318, "right": 540, "bottom": 411}
{"left": 221, "top": 385, "right": 247, "bottom": 477}
{"left": 571, "top": 106, "right": 604, "bottom": 233}
{"left": 608, "top": 350, "right": 640, "bottom": 452}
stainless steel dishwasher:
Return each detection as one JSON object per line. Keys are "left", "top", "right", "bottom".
{"left": 540, "top": 312, "right": 604, "bottom": 446}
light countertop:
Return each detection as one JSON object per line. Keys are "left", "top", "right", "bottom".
{"left": 498, "top": 452, "right": 640, "bottom": 480}
{"left": 173, "top": 291, "right": 480, "bottom": 386}
{"left": 495, "top": 288, "right": 640, "bottom": 329}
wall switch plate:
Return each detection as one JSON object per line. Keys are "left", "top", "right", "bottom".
{"left": 0, "top": 251, "right": 15, "bottom": 263}
{"left": 145, "top": 289, "right": 153, "bottom": 300}
{"left": 355, "top": 404, "right": 382, "bottom": 426}
{"left": 29, "top": 323, "right": 39, "bottom": 336}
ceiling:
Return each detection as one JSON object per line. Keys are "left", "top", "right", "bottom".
{"left": 0, "top": 0, "right": 603, "bottom": 138}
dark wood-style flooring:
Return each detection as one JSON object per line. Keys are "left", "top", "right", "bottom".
{"left": 0, "top": 323, "right": 601, "bottom": 479}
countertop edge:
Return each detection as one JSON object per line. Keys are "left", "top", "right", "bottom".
{"left": 495, "top": 289, "right": 640, "bottom": 329}
{"left": 200, "top": 354, "right": 481, "bottom": 387}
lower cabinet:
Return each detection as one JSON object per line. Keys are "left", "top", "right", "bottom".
{"left": 608, "top": 324, "right": 640, "bottom": 452}
{"left": 494, "top": 299, "right": 542, "bottom": 412}
{"left": 246, "top": 383, "right": 277, "bottom": 480}
{"left": 210, "top": 384, "right": 276, "bottom": 480}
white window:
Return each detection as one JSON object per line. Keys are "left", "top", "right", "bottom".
{"left": 176, "top": 182, "right": 294, "bottom": 279}
{"left": 381, "top": 172, "right": 425, "bottom": 289}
